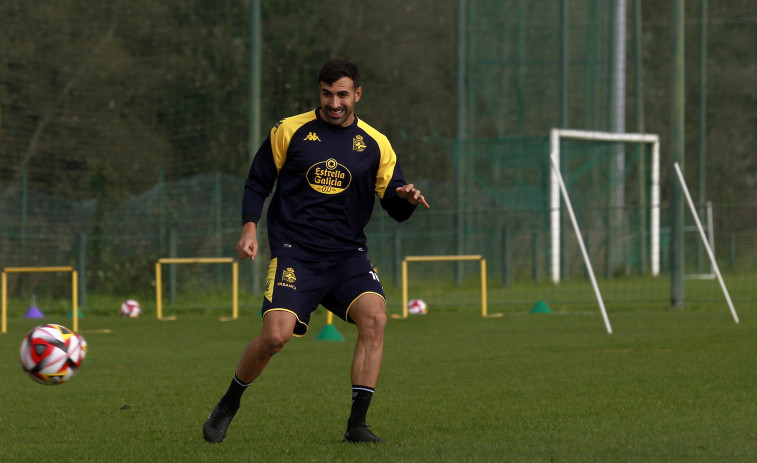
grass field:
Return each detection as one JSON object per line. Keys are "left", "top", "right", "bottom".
{"left": 1, "top": 294, "right": 756, "bottom": 462}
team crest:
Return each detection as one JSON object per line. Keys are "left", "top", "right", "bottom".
{"left": 282, "top": 267, "right": 296, "bottom": 283}
{"left": 352, "top": 135, "right": 367, "bottom": 152}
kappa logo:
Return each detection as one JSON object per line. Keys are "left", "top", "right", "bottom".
{"left": 303, "top": 132, "right": 322, "bottom": 142}
{"left": 352, "top": 135, "right": 367, "bottom": 152}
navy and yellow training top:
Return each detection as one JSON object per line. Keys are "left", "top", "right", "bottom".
{"left": 242, "top": 108, "right": 416, "bottom": 261}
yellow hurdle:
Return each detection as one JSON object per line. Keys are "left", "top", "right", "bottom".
{"left": 155, "top": 257, "right": 238, "bottom": 321}
{"left": 397, "top": 255, "right": 498, "bottom": 319}
{"left": 1, "top": 266, "right": 79, "bottom": 334}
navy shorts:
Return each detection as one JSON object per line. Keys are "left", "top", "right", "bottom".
{"left": 261, "top": 255, "right": 385, "bottom": 336}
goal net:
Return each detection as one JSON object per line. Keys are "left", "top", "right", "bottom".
{"left": 683, "top": 200, "right": 716, "bottom": 280}
{"left": 549, "top": 129, "right": 661, "bottom": 284}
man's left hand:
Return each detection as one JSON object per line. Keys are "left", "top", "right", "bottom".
{"left": 396, "top": 184, "right": 430, "bottom": 208}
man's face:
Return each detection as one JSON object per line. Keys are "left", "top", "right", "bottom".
{"left": 319, "top": 76, "right": 362, "bottom": 127}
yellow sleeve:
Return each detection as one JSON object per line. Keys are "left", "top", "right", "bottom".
{"left": 358, "top": 120, "right": 397, "bottom": 200}
{"left": 374, "top": 142, "right": 398, "bottom": 200}
{"left": 269, "top": 111, "right": 318, "bottom": 172}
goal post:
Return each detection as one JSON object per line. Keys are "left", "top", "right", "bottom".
{"left": 394, "top": 255, "right": 500, "bottom": 319}
{"left": 549, "top": 157, "right": 613, "bottom": 334}
{"left": 155, "top": 257, "right": 238, "bottom": 321}
{"left": 550, "top": 128, "right": 661, "bottom": 283}
{"left": 1, "top": 266, "right": 79, "bottom": 334}
{"left": 673, "top": 163, "right": 739, "bottom": 323}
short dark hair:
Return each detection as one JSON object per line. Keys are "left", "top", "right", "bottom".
{"left": 318, "top": 59, "right": 360, "bottom": 89}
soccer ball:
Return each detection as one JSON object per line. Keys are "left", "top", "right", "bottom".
{"left": 77, "top": 333, "right": 88, "bottom": 360}
{"left": 120, "top": 299, "right": 141, "bottom": 318}
{"left": 408, "top": 298, "right": 428, "bottom": 315}
{"left": 19, "top": 324, "right": 84, "bottom": 386}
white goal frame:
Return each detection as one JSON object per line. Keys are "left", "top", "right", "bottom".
{"left": 549, "top": 129, "right": 661, "bottom": 283}
{"left": 673, "top": 163, "right": 738, "bottom": 323}
{"left": 684, "top": 200, "right": 716, "bottom": 280}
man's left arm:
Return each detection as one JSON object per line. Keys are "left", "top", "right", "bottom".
{"left": 378, "top": 161, "right": 430, "bottom": 222}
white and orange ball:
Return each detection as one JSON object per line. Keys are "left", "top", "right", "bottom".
{"left": 408, "top": 298, "right": 428, "bottom": 315}
{"left": 19, "top": 324, "right": 84, "bottom": 386}
{"left": 119, "top": 299, "right": 141, "bottom": 318}
{"left": 76, "top": 333, "right": 88, "bottom": 360}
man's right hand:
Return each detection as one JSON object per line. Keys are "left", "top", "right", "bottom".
{"left": 236, "top": 222, "right": 258, "bottom": 260}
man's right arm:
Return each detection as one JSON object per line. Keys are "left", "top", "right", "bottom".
{"left": 242, "top": 135, "right": 278, "bottom": 225}
{"left": 239, "top": 134, "right": 280, "bottom": 261}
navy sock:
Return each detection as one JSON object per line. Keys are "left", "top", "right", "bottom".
{"left": 218, "top": 374, "right": 251, "bottom": 413}
{"left": 348, "top": 385, "right": 374, "bottom": 427}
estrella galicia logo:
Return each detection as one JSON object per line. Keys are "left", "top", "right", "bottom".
{"left": 306, "top": 158, "right": 352, "bottom": 194}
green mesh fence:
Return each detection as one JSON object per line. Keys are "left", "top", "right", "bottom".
{"left": 1, "top": 1, "right": 755, "bottom": 312}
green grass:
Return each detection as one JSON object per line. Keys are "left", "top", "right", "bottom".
{"left": 1, "top": 303, "right": 756, "bottom": 462}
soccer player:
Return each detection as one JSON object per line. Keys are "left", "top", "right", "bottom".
{"left": 203, "top": 59, "right": 429, "bottom": 444}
